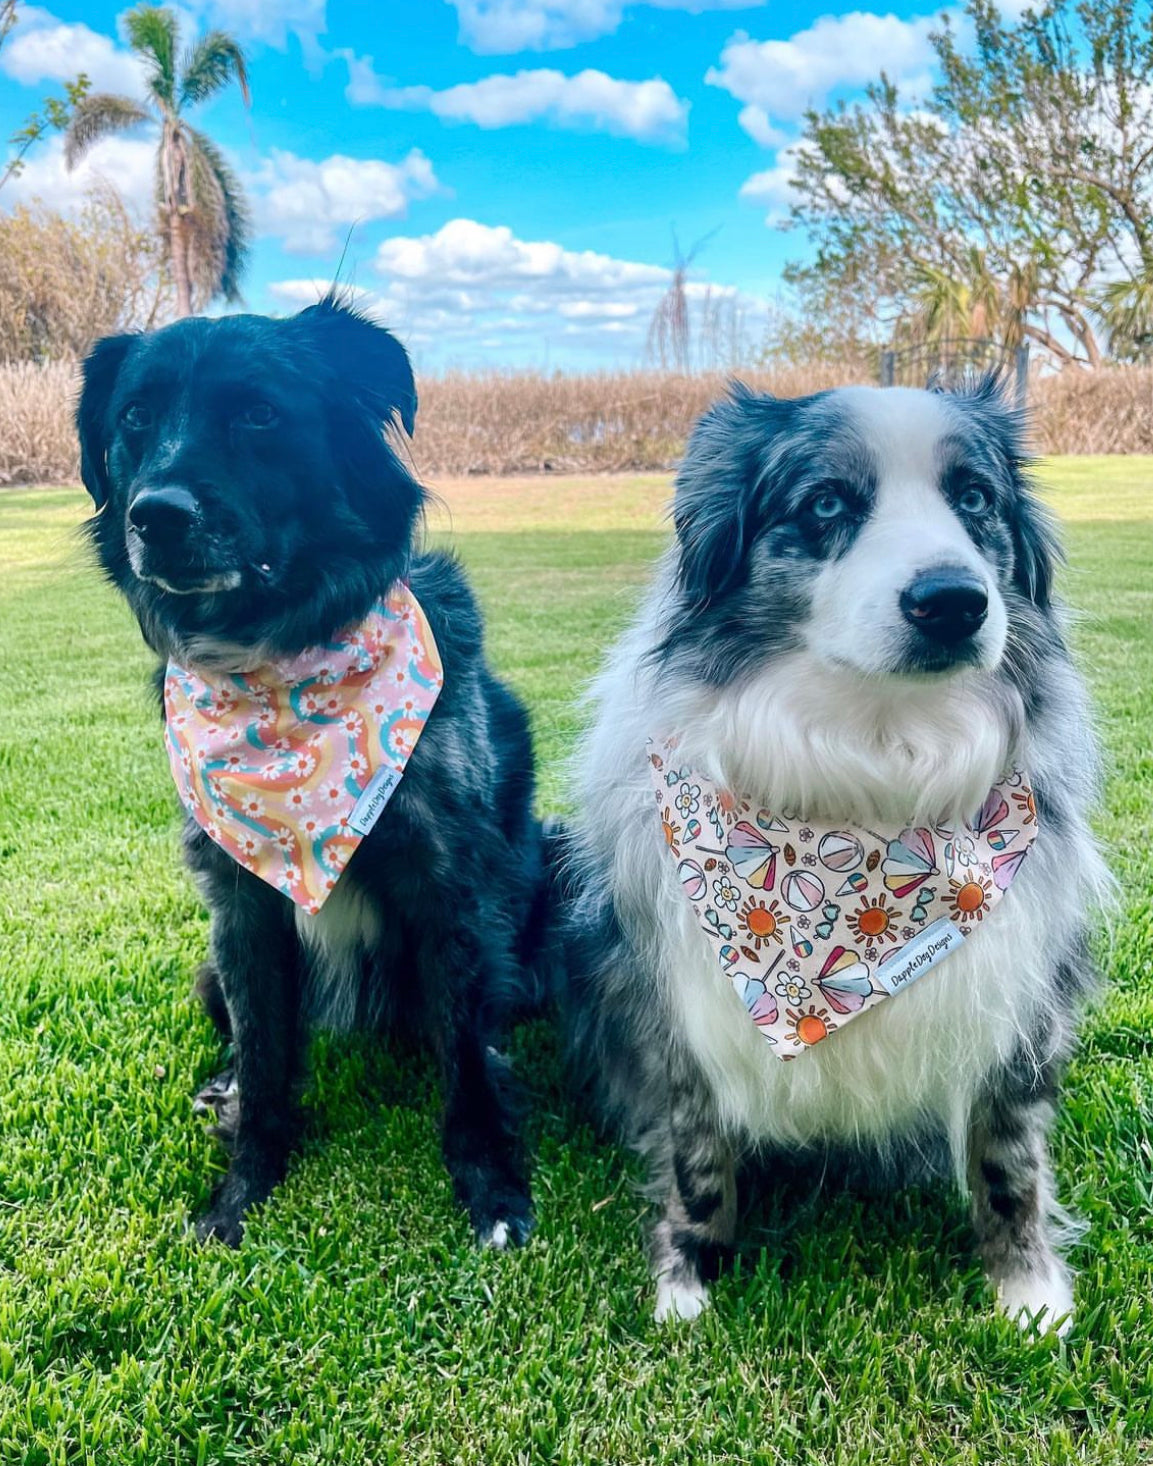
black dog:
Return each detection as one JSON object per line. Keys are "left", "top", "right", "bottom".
{"left": 77, "top": 295, "right": 546, "bottom": 1248}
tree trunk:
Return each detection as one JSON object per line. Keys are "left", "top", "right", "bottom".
{"left": 170, "top": 211, "right": 192, "bottom": 318}
{"left": 161, "top": 119, "right": 194, "bottom": 319}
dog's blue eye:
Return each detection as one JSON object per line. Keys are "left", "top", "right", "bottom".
{"left": 958, "top": 485, "right": 991, "bottom": 515}
{"left": 239, "top": 402, "right": 278, "bottom": 428}
{"left": 810, "top": 491, "right": 846, "bottom": 521}
{"left": 121, "top": 402, "right": 152, "bottom": 431}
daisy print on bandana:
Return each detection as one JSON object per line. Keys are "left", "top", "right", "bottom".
{"left": 647, "top": 735, "right": 1039, "bottom": 1061}
{"left": 165, "top": 587, "right": 443, "bottom": 913}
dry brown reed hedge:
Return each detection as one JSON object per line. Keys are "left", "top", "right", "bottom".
{"left": 0, "top": 362, "right": 78, "bottom": 486}
{"left": 4, "top": 361, "right": 1153, "bottom": 487}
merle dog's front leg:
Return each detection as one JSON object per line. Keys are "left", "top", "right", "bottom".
{"left": 966, "top": 1043, "right": 1074, "bottom": 1334}
{"left": 651, "top": 1050, "right": 737, "bottom": 1323}
{"left": 194, "top": 873, "right": 302, "bottom": 1246}
{"left": 431, "top": 929, "right": 534, "bottom": 1249}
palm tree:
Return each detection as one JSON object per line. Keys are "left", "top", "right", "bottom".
{"left": 64, "top": 4, "right": 250, "bottom": 317}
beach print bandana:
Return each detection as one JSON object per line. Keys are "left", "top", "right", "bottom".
{"left": 648, "top": 736, "right": 1039, "bottom": 1060}
{"left": 164, "top": 588, "right": 443, "bottom": 913}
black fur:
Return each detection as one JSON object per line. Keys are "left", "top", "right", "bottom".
{"left": 77, "top": 295, "right": 550, "bottom": 1247}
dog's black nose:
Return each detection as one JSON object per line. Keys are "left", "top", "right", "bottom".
{"left": 128, "top": 486, "right": 200, "bottom": 543}
{"left": 900, "top": 569, "right": 988, "bottom": 643}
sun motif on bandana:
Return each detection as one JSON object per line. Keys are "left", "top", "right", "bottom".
{"left": 845, "top": 892, "right": 899, "bottom": 945}
{"left": 738, "top": 896, "right": 789, "bottom": 948}
{"left": 947, "top": 874, "right": 993, "bottom": 920}
{"left": 660, "top": 809, "right": 682, "bottom": 855}
{"left": 786, "top": 1004, "right": 835, "bottom": 1046}
{"left": 1012, "top": 789, "right": 1037, "bottom": 825}
{"left": 716, "top": 787, "right": 748, "bottom": 820}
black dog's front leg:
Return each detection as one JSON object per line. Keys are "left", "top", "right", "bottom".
{"left": 429, "top": 928, "right": 534, "bottom": 1249}
{"left": 194, "top": 872, "right": 302, "bottom": 1246}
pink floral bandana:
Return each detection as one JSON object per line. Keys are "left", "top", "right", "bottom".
{"left": 648, "top": 736, "right": 1039, "bottom": 1060}
{"left": 164, "top": 588, "right": 443, "bottom": 913}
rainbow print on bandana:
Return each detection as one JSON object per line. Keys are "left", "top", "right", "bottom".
{"left": 648, "top": 735, "right": 1039, "bottom": 1061}
{"left": 164, "top": 587, "right": 443, "bottom": 914}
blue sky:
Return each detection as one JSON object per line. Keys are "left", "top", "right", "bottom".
{"left": 0, "top": 0, "right": 967, "bottom": 370}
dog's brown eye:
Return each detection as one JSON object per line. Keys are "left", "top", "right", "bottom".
{"left": 121, "top": 402, "right": 152, "bottom": 431}
{"left": 239, "top": 402, "right": 278, "bottom": 428}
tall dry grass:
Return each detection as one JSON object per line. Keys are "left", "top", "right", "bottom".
{"left": 4, "top": 361, "right": 1153, "bottom": 487}
{"left": 412, "top": 364, "right": 860, "bottom": 475}
{"left": 0, "top": 362, "right": 78, "bottom": 486}
{"left": 1029, "top": 367, "right": 1153, "bottom": 455}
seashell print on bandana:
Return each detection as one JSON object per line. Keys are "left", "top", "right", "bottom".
{"left": 648, "top": 735, "right": 1039, "bottom": 1060}
{"left": 164, "top": 587, "right": 442, "bottom": 914}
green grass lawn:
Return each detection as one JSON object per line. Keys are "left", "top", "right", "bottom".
{"left": 0, "top": 460, "right": 1151, "bottom": 1465}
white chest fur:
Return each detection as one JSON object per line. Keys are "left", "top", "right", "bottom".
{"left": 294, "top": 878, "right": 382, "bottom": 1029}
{"left": 577, "top": 604, "right": 1102, "bottom": 1170}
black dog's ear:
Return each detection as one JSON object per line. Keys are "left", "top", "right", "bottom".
{"left": 76, "top": 333, "right": 136, "bottom": 508}
{"left": 293, "top": 293, "right": 417, "bottom": 437}
{"left": 673, "top": 385, "right": 778, "bottom": 608}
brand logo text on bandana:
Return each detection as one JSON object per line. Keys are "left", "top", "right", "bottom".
{"left": 164, "top": 589, "right": 443, "bottom": 913}
{"left": 648, "top": 736, "right": 1039, "bottom": 1060}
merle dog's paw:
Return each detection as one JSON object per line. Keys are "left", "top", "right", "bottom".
{"left": 192, "top": 1066, "right": 239, "bottom": 1143}
{"left": 471, "top": 1187, "right": 535, "bottom": 1250}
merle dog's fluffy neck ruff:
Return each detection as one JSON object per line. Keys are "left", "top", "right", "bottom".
{"left": 568, "top": 381, "right": 1109, "bottom": 1331}
{"left": 77, "top": 296, "right": 545, "bottom": 1250}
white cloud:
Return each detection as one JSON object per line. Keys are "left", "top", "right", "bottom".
{"left": 449, "top": 0, "right": 763, "bottom": 54}
{"left": 249, "top": 149, "right": 441, "bottom": 254}
{"left": 739, "top": 144, "right": 809, "bottom": 223}
{"left": 268, "top": 218, "right": 763, "bottom": 366}
{"left": 187, "top": 0, "right": 327, "bottom": 48}
{"left": 557, "top": 300, "right": 641, "bottom": 318}
{"left": 374, "top": 217, "right": 669, "bottom": 294}
{"left": 736, "top": 104, "right": 789, "bottom": 148}
{"left": 0, "top": 5, "right": 148, "bottom": 94}
{"left": 4, "top": 132, "right": 156, "bottom": 216}
{"left": 706, "top": 12, "right": 939, "bottom": 130}
{"left": 339, "top": 59, "right": 688, "bottom": 144}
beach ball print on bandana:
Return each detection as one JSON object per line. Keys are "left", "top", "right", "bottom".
{"left": 647, "top": 736, "right": 1039, "bottom": 1060}
{"left": 164, "top": 588, "right": 443, "bottom": 913}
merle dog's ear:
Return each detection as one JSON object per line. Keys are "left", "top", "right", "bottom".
{"left": 293, "top": 294, "right": 417, "bottom": 437}
{"left": 964, "top": 382, "right": 1061, "bottom": 608}
{"left": 76, "top": 333, "right": 136, "bottom": 508}
{"left": 673, "top": 386, "right": 774, "bottom": 608}
{"left": 1010, "top": 486, "right": 1060, "bottom": 608}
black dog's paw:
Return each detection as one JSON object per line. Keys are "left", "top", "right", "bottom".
{"left": 192, "top": 1066, "right": 239, "bottom": 1143}
{"left": 470, "top": 1187, "right": 536, "bottom": 1251}
{"left": 194, "top": 1203, "right": 246, "bottom": 1248}
{"left": 193, "top": 1158, "right": 283, "bottom": 1247}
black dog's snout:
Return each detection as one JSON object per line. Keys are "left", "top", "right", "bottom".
{"left": 900, "top": 568, "right": 989, "bottom": 643}
{"left": 128, "top": 486, "right": 201, "bottom": 543}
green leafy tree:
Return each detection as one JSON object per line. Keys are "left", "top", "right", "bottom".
{"left": 782, "top": 0, "right": 1153, "bottom": 366}
{"left": 1, "top": 2, "right": 90, "bottom": 194}
{"left": 64, "top": 4, "right": 251, "bottom": 317}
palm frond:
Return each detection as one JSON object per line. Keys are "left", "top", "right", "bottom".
{"left": 63, "top": 93, "right": 150, "bottom": 169}
{"left": 123, "top": 4, "right": 178, "bottom": 110}
{"left": 1096, "top": 275, "right": 1153, "bottom": 360}
{"left": 185, "top": 126, "right": 251, "bottom": 304}
{"left": 179, "top": 31, "right": 250, "bottom": 109}
{"left": 0, "top": 0, "right": 17, "bottom": 51}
